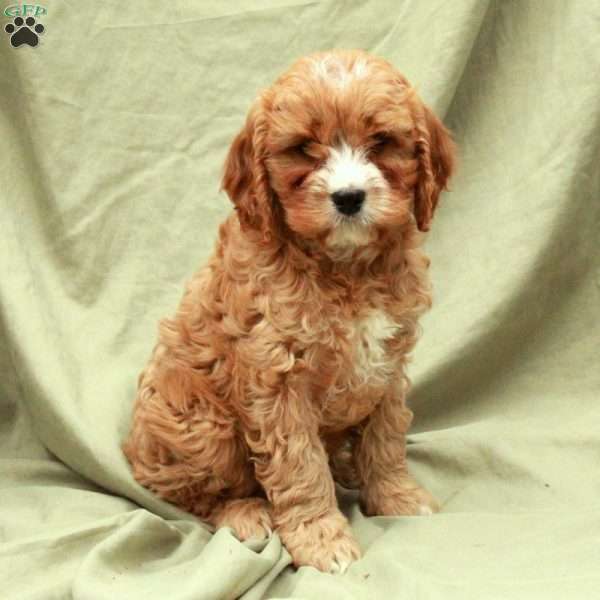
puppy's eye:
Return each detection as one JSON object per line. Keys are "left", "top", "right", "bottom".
{"left": 290, "top": 140, "right": 312, "bottom": 156}
{"left": 370, "top": 132, "right": 394, "bottom": 153}
{"left": 293, "top": 173, "right": 309, "bottom": 188}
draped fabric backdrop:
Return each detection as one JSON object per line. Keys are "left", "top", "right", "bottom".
{"left": 1, "top": 1, "right": 599, "bottom": 598}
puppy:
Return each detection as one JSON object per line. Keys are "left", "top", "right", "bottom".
{"left": 124, "top": 49, "right": 455, "bottom": 573}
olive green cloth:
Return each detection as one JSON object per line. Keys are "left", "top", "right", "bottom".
{"left": 1, "top": 1, "right": 599, "bottom": 598}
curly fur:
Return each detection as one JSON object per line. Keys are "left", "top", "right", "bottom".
{"left": 123, "top": 49, "right": 455, "bottom": 573}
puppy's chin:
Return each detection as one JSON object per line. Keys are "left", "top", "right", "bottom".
{"left": 282, "top": 203, "right": 376, "bottom": 255}
{"left": 326, "top": 220, "right": 376, "bottom": 250}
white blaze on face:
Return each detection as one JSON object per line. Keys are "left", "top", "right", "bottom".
{"left": 303, "top": 56, "right": 395, "bottom": 249}
{"left": 324, "top": 142, "right": 379, "bottom": 196}
{"left": 310, "top": 140, "right": 391, "bottom": 249}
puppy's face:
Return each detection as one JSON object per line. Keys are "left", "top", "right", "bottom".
{"left": 223, "top": 50, "right": 455, "bottom": 253}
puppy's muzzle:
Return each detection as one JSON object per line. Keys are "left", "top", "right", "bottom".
{"left": 331, "top": 188, "right": 365, "bottom": 216}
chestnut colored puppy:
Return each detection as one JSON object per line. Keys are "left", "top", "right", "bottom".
{"left": 124, "top": 49, "right": 455, "bottom": 573}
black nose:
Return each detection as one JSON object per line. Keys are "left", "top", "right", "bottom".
{"left": 331, "top": 189, "right": 365, "bottom": 216}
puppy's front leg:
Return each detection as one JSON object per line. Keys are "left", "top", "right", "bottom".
{"left": 241, "top": 381, "right": 361, "bottom": 573}
{"left": 356, "top": 386, "right": 439, "bottom": 517}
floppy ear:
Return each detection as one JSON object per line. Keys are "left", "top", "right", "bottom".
{"left": 413, "top": 101, "right": 456, "bottom": 232}
{"left": 221, "top": 103, "right": 280, "bottom": 240}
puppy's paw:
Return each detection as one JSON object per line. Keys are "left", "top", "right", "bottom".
{"left": 211, "top": 497, "right": 274, "bottom": 542}
{"left": 279, "top": 510, "right": 361, "bottom": 573}
{"left": 362, "top": 477, "right": 439, "bottom": 517}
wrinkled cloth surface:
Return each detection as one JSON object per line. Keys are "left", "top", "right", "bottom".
{"left": 1, "top": 1, "right": 599, "bottom": 598}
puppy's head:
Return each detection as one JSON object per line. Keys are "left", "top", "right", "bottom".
{"left": 222, "top": 50, "right": 455, "bottom": 252}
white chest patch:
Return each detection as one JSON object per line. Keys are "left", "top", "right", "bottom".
{"left": 351, "top": 311, "right": 400, "bottom": 385}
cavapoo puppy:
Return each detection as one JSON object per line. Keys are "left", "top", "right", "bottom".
{"left": 124, "top": 49, "right": 455, "bottom": 573}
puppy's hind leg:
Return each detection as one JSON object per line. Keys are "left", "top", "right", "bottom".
{"left": 123, "top": 356, "right": 257, "bottom": 518}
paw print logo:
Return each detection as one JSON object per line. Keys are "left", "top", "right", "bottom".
{"left": 5, "top": 16, "right": 45, "bottom": 48}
